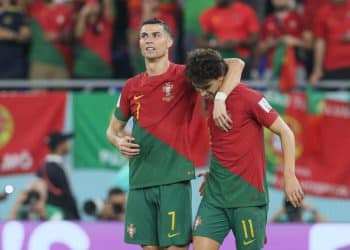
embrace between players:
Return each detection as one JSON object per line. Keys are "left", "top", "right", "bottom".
{"left": 106, "top": 18, "right": 304, "bottom": 250}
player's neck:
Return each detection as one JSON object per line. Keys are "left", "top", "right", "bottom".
{"left": 145, "top": 56, "right": 171, "bottom": 77}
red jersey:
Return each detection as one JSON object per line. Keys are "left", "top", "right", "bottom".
{"left": 203, "top": 84, "right": 278, "bottom": 207}
{"left": 27, "top": 1, "right": 73, "bottom": 67}
{"left": 303, "top": 0, "right": 329, "bottom": 30}
{"left": 200, "top": 2, "right": 259, "bottom": 57}
{"left": 115, "top": 63, "right": 207, "bottom": 188}
{"left": 79, "top": 17, "right": 113, "bottom": 65}
{"left": 127, "top": 0, "right": 178, "bottom": 35}
{"left": 314, "top": 2, "right": 350, "bottom": 70}
{"left": 261, "top": 11, "right": 304, "bottom": 68}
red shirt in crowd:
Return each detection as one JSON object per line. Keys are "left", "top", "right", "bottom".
{"left": 314, "top": 1, "right": 350, "bottom": 71}
{"left": 200, "top": 2, "right": 259, "bottom": 57}
{"left": 261, "top": 11, "right": 304, "bottom": 68}
{"left": 127, "top": 0, "right": 178, "bottom": 35}
{"left": 27, "top": 0, "right": 73, "bottom": 67}
{"left": 79, "top": 17, "right": 114, "bottom": 65}
{"left": 303, "top": 0, "right": 329, "bottom": 30}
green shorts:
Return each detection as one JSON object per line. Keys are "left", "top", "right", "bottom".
{"left": 125, "top": 181, "right": 192, "bottom": 247}
{"left": 193, "top": 199, "right": 268, "bottom": 250}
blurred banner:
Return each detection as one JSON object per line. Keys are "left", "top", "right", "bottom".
{"left": 265, "top": 89, "right": 350, "bottom": 199}
{"left": 72, "top": 92, "right": 128, "bottom": 170}
{"left": 1, "top": 221, "right": 349, "bottom": 250}
{"left": 0, "top": 92, "right": 66, "bottom": 175}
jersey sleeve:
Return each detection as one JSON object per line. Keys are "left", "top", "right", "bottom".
{"left": 114, "top": 81, "right": 131, "bottom": 122}
{"left": 245, "top": 89, "right": 279, "bottom": 127}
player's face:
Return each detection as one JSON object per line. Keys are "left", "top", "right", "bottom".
{"left": 139, "top": 24, "right": 173, "bottom": 60}
{"left": 195, "top": 77, "right": 224, "bottom": 99}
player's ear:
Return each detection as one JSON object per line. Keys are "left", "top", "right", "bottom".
{"left": 167, "top": 35, "right": 173, "bottom": 48}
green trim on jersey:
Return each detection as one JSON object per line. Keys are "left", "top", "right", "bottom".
{"left": 114, "top": 104, "right": 127, "bottom": 122}
{"left": 73, "top": 45, "right": 113, "bottom": 78}
{"left": 129, "top": 121, "right": 195, "bottom": 189}
{"left": 29, "top": 19, "right": 66, "bottom": 67}
{"left": 203, "top": 156, "right": 269, "bottom": 208}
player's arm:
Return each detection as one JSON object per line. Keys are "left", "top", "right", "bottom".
{"left": 213, "top": 58, "right": 245, "bottom": 132}
{"left": 106, "top": 116, "right": 140, "bottom": 159}
{"left": 268, "top": 117, "right": 304, "bottom": 208}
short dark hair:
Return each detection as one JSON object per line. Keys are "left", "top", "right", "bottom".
{"left": 141, "top": 18, "right": 171, "bottom": 35}
{"left": 185, "top": 48, "right": 228, "bottom": 89}
{"left": 108, "top": 187, "right": 125, "bottom": 198}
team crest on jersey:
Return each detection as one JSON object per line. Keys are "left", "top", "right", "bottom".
{"left": 193, "top": 216, "right": 202, "bottom": 230}
{"left": 127, "top": 224, "right": 136, "bottom": 238}
{"left": 162, "top": 82, "right": 174, "bottom": 102}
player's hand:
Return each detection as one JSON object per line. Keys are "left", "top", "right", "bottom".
{"left": 198, "top": 172, "right": 209, "bottom": 196}
{"left": 213, "top": 100, "right": 232, "bottom": 132}
{"left": 117, "top": 136, "right": 140, "bottom": 159}
{"left": 284, "top": 174, "right": 304, "bottom": 208}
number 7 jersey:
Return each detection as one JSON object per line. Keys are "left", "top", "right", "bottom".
{"left": 114, "top": 63, "right": 209, "bottom": 189}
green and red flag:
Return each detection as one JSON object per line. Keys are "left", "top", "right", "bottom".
{"left": 271, "top": 43, "right": 297, "bottom": 92}
{"left": 265, "top": 90, "right": 350, "bottom": 199}
{"left": 72, "top": 92, "right": 128, "bottom": 170}
{"left": 0, "top": 92, "right": 67, "bottom": 175}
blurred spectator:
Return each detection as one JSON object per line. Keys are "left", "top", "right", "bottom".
{"left": 258, "top": 0, "right": 310, "bottom": 86}
{"left": 310, "top": 0, "right": 350, "bottom": 84}
{"left": 100, "top": 187, "right": 126, "bottom": 221}
{"left": 8, "top": 179, "right": 64, "bottom": 220}
{"left": 73, "top": 0, "right": 114, "bottom": 78}
{"left": 197, "top": 0, "right": 259, "bottom": 79}
{"left": 127, "top": 0, "right": 179, "bottom": 73}
{"left": 83, "top": 187, "right": 126, "bottom": 221}
{"left": 303, "top": 0, "right": 329, "bottom": 33}
{"left": 37, "top": 131, "right": 80, "bottom": 220}
{"left": 26, "top": 0, "right": 73, "bottom": 79}
{"left": 270, "top": 198, "right": 326, "bottom": 223}
{"left": 183, "top": 0, "right": 213, "bottom": 52}
{"left": 0, "top": 0, "right": 30, "bottom": 78}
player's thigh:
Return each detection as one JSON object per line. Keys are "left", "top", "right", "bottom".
{"left": 193, "top": 199, "right": 231, "bottom": 246}
{"left": 158, "top": 181, "right": 192, "bottom": 248}
{"left": 230, "top": 205, "right": 268, "bottom": 250}
{"left": 193, "top": 236, "right": 220, "bottom": 250}
{"left": 142, "top": 246, "right": 162, "bottom": 250}
{"left": 125, "top": 188, "right": 158, "bottom": 246}
{"left": 164, "top": 245, "right": 189, "bottom": 250}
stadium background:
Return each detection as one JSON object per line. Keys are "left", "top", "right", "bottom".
{"left": 1, "top": 0, "right": 350, "bottom": 249}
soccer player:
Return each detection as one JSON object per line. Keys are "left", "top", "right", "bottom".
{"left": 106, "top": 18, "right": 244, "bottom": 250}
{"left": 185, "top": 48, "right": 304, "bottom": 250}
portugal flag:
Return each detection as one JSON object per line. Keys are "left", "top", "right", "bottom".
{"left": 271, "top": 43, "right": 297, "bottom": 92}
{"left": 265, "top": 90, "right": 350, "bottom": 199}
{"left": 0, "top": 92, "right": 66, "bottom": 175}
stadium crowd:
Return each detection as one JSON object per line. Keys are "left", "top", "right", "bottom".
{"left": 1, "top": 0, "right": 350, "bottom": 87}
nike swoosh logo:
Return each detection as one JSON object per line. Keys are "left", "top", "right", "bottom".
{"left": 167, "top": 233, "right": 180, "bottom": 238}
{"left": 134, "top": 95, "right": 144, "bottom": 100}
{"left": 243, "top": 239, "right": 256, "bottom": 246}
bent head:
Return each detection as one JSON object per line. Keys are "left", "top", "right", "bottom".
{"left": 185, "top": 48, "right": 228, "bottom": 99}
{"left": 139, "top": 18, "right": 173, "bottom": 61}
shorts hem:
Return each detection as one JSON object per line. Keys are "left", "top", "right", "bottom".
{"left": 124, "top": 240, "right": 158, "bottom": 246}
